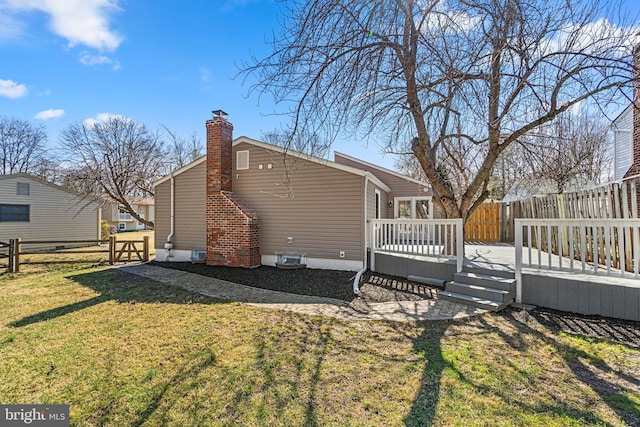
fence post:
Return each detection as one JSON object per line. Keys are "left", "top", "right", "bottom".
{"left": 109, "top": 236, "right": 116, "bottom": 265}
{"left": 14, "top": 238, "right": 20, "bottom": 273}
{"left": 8, "top": 239, "right": 14, "bottom": 273}
{"left": 515, "top": 220, "right": 522, "bottom": 304}
{"left": 143, "top": 236, "right": 149, "bottom": 262}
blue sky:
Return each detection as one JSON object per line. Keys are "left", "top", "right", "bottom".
{"left": 1, "top": 0, "right": 639, "bottom": 171}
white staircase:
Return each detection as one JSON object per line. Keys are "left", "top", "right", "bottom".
{"left": 438, "top": 266, "right": 515, "bottom": 311}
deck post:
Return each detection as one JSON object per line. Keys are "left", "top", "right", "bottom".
{"left": 370, "top": 220, "right": 376, "bottom": 272}
{"left": 456, "top": 219, "right": 463, "bottom": 272}
{"left": 515, "top": 220, "right": 523, "bottom": 303}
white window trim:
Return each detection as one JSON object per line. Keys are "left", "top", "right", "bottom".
{"left": 394, "top": 196, "right": 433, "bottom": 219}
{"left": 237, "top": 150, "right": 249, "bottom": 170}
{"left": 118, "top": 223, "right": 126, "bottom": 230}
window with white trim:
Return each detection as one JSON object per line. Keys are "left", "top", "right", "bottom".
{"left": 118, "top": 223, "right": 126, "bottom": 231}
{"left": 374, "top": 189, "right": 381, "bottom": 219}
{"left": 237, "top": 150, "right": 249, "bottom": 170}
{"left": 394, "top": 197, "right": 433, "bottom": 219}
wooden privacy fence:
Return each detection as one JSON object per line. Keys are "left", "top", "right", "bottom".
{"left": 3, "top": 236, "right": 149, "bottom": 273}
{"left": 480, "top": 178, "right": 640, "bottom": 243}
{"left": 464, "top": 202, "right": 501, "bottom": 242}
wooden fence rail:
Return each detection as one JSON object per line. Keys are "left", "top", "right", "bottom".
{"left": 3, "top": 236, "right": 149, "bottom": 273}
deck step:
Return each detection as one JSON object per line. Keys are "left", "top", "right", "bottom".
{"left": 407, "top": 275, "right": 446, "bottom": 288}
{"left": 453, "top": 272, "right": 515, "bottom": 291}
{"left": 447, "top": 281, "right": 514, "bottom": 303}
{"left": 438, "top": 290, "right": 512, "bottom": 312}
{"left": 464, "top": 265, "right": 515, "bottom": 279}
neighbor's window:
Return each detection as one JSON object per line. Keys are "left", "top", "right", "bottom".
{"left": 16, "top": 182, "right": 30, "bottom": 195}
{"left": 237, "top": 150, "right": 249, "bottom": 170}
{"left": 118, "top": 223, "right": 126, "bottom": 231}
{"left": 0, "top": 204, "right": 30, "bottom": 222}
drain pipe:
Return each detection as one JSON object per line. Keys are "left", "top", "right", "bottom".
{"left": 164, "top": 171, "right": 175, "bottom": 258}
{"left": 353, "top": 174, "right": 370, "bottom": 294}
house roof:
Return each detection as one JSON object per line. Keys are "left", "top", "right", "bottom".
{"left": 334, "top": 151, "right": 432, "bottom": 188}
{"left": 0, "top": 172, "right": 98, "bottom": 207}
{"left": 153, "top": 136, "right": 392, "bottom": 193}
{"left": 611, "top": 104, "right": 633, "bottom": 130}
{"left": 98, "top": 194, "right": 155, "bottom": 206}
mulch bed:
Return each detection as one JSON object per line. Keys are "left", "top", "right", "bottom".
{"left": 151, "top": 261, "right": 437, "bottom": 303}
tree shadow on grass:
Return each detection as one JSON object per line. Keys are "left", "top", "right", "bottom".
{"left": 404, "top": 310, "right": 638, "bottom": 426}
{"left": 499, "top": 308, "right": 640, "bottom": 426}
{"left": 9, "top": 268, "right": 224, "bottom": 328}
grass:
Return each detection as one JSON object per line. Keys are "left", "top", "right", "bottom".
{"left": 0, "top": 264, "right": 639, "bottom": 426}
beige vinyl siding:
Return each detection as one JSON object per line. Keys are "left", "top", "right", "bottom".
{"left": 154, "top": 162, "right": 206, "bottom": 250}
{"left": 233, "top": 142, "right": 364, "bottom": 261}
{"left": 335, "top": 153, "right": 440, "bottom": 217}
{"left": 0, "top": 176, "right": 99, "bottom": 245}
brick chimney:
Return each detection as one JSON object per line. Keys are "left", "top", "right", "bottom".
{"left": 205, "top": 111, "right": 261, "bottom": 268}
{"left": 624, "top": 43, "right": 640, "bottom": 178}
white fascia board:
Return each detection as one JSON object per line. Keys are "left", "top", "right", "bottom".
{"left": 233, "top": 136, "right": 391, "bottom": 193}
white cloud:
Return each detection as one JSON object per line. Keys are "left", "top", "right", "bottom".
{"left": 1, "top": 0, "right": 123, "bottom": 51}
{"left": 0, "top": 12, "right": 24, "bottom": 40}
{"left": 34, "top": 109, "right": 64, "bottom": 120}
{"left": 83, "top": 112, "right": 127, "bottom": 127}
{"left": 78, "top": 51, "right": 121, "bottom": 70}
{"left": 0, "top": 78, "right": 28, "bottom": 98}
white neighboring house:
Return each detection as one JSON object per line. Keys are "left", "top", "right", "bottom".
{"left": 611, "top": 105, "right": 633, "bottom": 180}
{"left": 101, "top": 196, "right": 154, "bottom": 232}
{"left": 0, "top": 173, "right": 101, "bottom": 246}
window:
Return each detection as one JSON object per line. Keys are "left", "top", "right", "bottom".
{"left": 118, "top": 208, "right": 133, "bottom": 221}
{"left": 374, "top": 189, "right": 381, "bottom": 219}
{"left": 394, "top": 197, "right": 432, "bottom": 219}
{"left": 237, "top": 150, "right": 249, "bottom": 170}
{"left": 16, "top": 182, "right": 30, "bottom": 195}
{"left": 0, "top": 204, "right": 30, "bottom": 222}
{"left": 118, "top": 223, "right": 126, "bottom": 231}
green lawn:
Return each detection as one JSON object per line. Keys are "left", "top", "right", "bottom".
{"left": 0, "top": 264, "right": 639, "bottom": 426}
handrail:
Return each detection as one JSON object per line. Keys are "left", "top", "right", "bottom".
{"left": 514, "top": 218, "right": 640, "bottom": 303}
{"left": 370, "top": 219, "right": 463, "bottom": 273}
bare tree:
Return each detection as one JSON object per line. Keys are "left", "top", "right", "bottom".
{"left": 60, "top": 117, "right": 166, "bottom": 227}
{"left": 163, "top": 126, "right": 204, "bottom": 169}
{"left": 243, "top": 0, "right": 637, "bottom": 220}
{"left": 0, "top": 116, "right": 47, "bottom": 175}
{"left": 517, "top": 109, "right": 612, "bottom": 194}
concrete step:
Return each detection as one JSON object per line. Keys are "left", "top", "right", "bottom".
{"left": 446, "top": 281, "right": 514, "bottom": 303}
{"left": 454, "top": 271, "right": 515, "bottom": 291}
{"left": 407, "top": 275, "right": 446, "bottom": 288}
{"left": 464, "top": 265, "right": 515, "bottom": 279}
{"left": 438, "top": 290, "right": 513, "bottom": 312}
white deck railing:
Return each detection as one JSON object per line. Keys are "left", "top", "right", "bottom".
{"left": 514, "top": 218, "right": 640, "bottom": 302}
{"left": 369, "top": 219, "right": 463, "bottom": 272}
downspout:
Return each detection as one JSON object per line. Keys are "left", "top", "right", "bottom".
{"left": 163, "top": 171, "right": 175, "bottom": 258}
{"left": 353, "top": 173, "right": 369, "bottom": 294}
